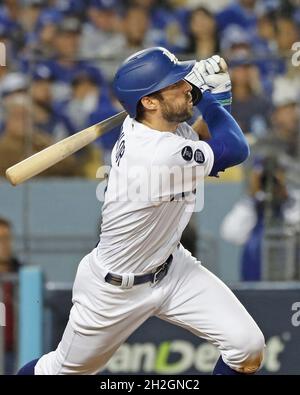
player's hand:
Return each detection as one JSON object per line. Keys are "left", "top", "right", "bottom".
{"left": 204, "top": 72, "right": 232, "bottom": 94}
{"left": 202, "top": 56, "right": 231, "bottom": 94}
{"left": 203, "top": 55, "right": 222, "bottom": 74}
{"left": 184, "top": 60, "right": 210, "bottom": 93}
{"left": 185, "top": 55, "right": 229, "bottom": 93}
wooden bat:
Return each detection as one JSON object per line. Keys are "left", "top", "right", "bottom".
{"left": 219, "top": 57, "right": 228, "bottom": 73}
{"left": 6, "top": 110, "right": 127, "bottom": 186}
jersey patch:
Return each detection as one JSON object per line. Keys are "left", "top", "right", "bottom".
{"left": 194, "top": 149, "right": 205, "bottom": 164}
{"left": 181, "top": 146, "right": 193, "bottom": 161}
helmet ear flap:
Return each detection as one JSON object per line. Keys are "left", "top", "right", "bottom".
{"left": 190, "top": 84, "right": 202, "bottom": 106}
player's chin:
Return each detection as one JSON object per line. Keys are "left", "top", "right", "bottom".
{"left": 183, "top": 104, "right": 194, "bottom": 120}
{"left": 164, "top": 103, "right": 193, "bottom": 123}
{"left": 187, "top": 102, "right": 194, "bottom": 115}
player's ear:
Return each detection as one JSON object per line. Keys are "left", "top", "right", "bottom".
{"left": 140, "top": 96, "right": 159, "bottom": 111}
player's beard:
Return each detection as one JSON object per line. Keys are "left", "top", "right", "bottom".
{"left": 159, "top": 94, "right": 193, "bottom": 123}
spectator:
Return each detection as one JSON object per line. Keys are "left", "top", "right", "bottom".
{"left": 216, "top": 0, "right": 258, "bottom": 36}
{"left": 186, "top": 0, "right": 231, "bottom": 13}
{"left": 0, "top": 73, "right": 28, "bottom": 132}
{"left": 23, "top": 6, "right": 62, "bottom": 59}
{"left": 0, "top": 0, "right": 25, "bottom": 53}
{"left": 94, "top": 5, "right": 153, "bottom": 62}
{"left": 280, "top": 0, "right": 300, "bottom": 25}
{"left": 252, "top": 11, "right": 284, "bottom": 94}
{"left": 230, "top": 58, "right": 272, "bottom": 137}
{"left": 118, "top": 5, "right": 151, "bottom": 56}
{"left": 80, "top": 0, "right": 123, "bottom": 60}
{"left": 285, "top": 55, "right": 300, "bottom": 93}
{"left": 0, "top": 217, "right": 20, "bottom": 279}
{"left": 0, "top": 217, "right": 21, "bottom": 374}
{"left": 50, "top": 0, "right": 87, "bottom": 18}
{"left": 220, "top": 24, "right": 252, "bottom": 60}
{"left": 54, "top": 16, "right": 82, "bottom": 62}
{"left": 255, "top": 12, "right": 277, "bottom": 52}
{"left": 59, "top": 70, "right": 117, "bottom": 137}
{"left": 60, "top": 70, "right": 121, "bottom": 166}
{"left": 271, "top": 77, "right": 300, "bottom": 158}
{"left": 0, "top": 95, "right": 81, "bottom": 177}
{"left": 20, "top": 0, "right": 45, "bottom": 35}
{"left": 220, "top": 161, "right": 300, "bottom": 280}
{"left": 30, "top": 64, "right": 54, "bottom": 106}
{"left": 30, "top": 64, "right": 74, "bottom": 141}
{"left": 0, "top": 72, "right": 28, "bottom": 99}
{"left": 36, "top": 16, "right": 105, "bottom": 102}
{"left": 157, "top": 0, "right": 190, "bottom": 52}
{"left": 130, "top": 0, "right": 188, "bottom": 52}
{"left": 185, "top": 7, "right": 220, "bottom": 59}
{"left": 275, "top": 15, "right": 299, "bottom": 55}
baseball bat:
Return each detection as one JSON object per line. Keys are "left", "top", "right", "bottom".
{"left": 6, "top": 110, "right": 127, "bottom": 186}
{"left": 219, "top": 58, "right": 228, "bottom": 73}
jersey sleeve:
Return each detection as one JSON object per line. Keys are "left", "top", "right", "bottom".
{"left": 151, "top": 132, "right": 214, "bottom": 199}
{"left": 152, "top": 133, "right": 214, "bottom": 176}
{"left": 176, "top": 122, "right": 200, "bottom": 142}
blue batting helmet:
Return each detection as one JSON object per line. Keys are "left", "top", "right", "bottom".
{"left": 113, "top": 47, "right": 198, "bottom": 118}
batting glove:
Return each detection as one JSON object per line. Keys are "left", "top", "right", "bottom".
{"left": 185, "top": 60, "right": 210, "bottom": 93}
{"left": 202, "top": 56, "right": 232, "bottom": 110}
{"left": 203, "top": 55, "right": 222, "bottom": 74}
{"left": 202, "top": 55, "right": 231, "bottom": 94}
{"left": 185, "top": 55, "right": 226, "bottom": 92}
{"left": 204, "top": 72, "right": 232, "bottom": 94}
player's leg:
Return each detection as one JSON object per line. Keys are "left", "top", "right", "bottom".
{"left": 34, "top": 314, "right": 128, "bottom": 375}
{"left": 17, "top": 359, "right": 39, "bottom": 375}
{"left": 156, "top": 244, "right": 265, "bottom": 375}
{"left": 20, "top": 250, "right": 159, "bottom": 375}
{"left": 17, "top": 319, "right": 127, "bottom": 375}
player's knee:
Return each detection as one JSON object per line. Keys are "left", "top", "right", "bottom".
{"left": 236, "top": 329, "right": 265, "bottom": 373}
{"left": 238, "top": 351, "right": 264, "bottom": 374}
{"left": 224, "top": 326, "right": 265, "bottom": 374}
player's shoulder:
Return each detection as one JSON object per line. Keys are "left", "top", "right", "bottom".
{"left": 152, "top": 129, "right": 212, "bottom": 169}
{"left": 176, "top": 121, "right": 199, "bottom": 141}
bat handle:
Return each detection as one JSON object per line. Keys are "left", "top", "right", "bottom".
{"left": 219, "top": 57, "right": 228, "bottom": 73}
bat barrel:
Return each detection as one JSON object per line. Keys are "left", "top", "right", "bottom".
{"left": 5, "top": 111, "right": 127, "bottom": 186}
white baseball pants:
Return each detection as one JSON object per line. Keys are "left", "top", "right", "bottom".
{"left": 35, "top": 245, "right": 265, "bottom": 374}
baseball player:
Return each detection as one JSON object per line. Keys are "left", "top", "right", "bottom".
{"left": 18, "top": 47, "right": 265, "bottom": 375}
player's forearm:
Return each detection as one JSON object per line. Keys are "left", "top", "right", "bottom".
{"left": 192, "top": 118, "right": 211, "bottom": 140}
{"left": 197, "top": 91, "right": 249, "bottom": 176}
{"left": 192, "top": 91, "right": 232, "bottom": 140}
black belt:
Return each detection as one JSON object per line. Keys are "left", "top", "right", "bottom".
{"left": 105, "top": 254, "right": 173, "bottom": 287}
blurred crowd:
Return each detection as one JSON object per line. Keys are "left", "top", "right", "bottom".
{"left": 0, "top": 0, "right": 299, "bottom": 177}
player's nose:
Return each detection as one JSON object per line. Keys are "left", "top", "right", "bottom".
{"left": 183, "top": 79, "right": 192, "bottom": 92}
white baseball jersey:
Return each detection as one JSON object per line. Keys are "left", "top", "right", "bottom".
{"left": 35, "top": 117, "right": 264, "bottom": 376}
{"left": 96, "top": 116, "right": 214, "bottom": 273}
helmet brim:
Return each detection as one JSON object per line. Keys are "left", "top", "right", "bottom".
{"left": 147, "top": 60, "right": 196, "bottom": 97}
